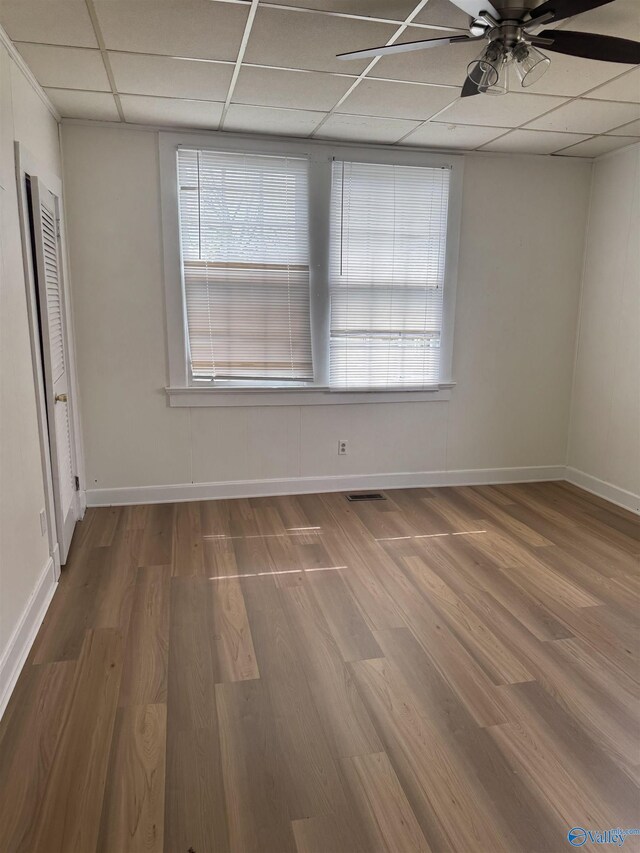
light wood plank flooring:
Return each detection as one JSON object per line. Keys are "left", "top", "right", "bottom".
{"left": 0, "top": 482, "right": 638, "bottom": 852}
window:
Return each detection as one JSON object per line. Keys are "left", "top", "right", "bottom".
{"left": 177, "top": 149, "right": 313, "bottom": 385}
{"left": 329, "top": 161, "right": 450, "bottom": 390}
{"left": 161, "top": 133, "right": 462, "bottom": 405}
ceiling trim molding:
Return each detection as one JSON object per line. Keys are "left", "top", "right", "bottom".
{"left": 55, "top": 118, "right": 597, "bottom": 160}
{"left": 0, "top": 24, "right": 60, "bottom": 121}
{"left": 54, "top": 105, "right": 637, "bottom": 158}
{"left": 553, "top": 136, "right": 640, "bottom": 158}
{"left": 590, "top": 138, "right": 640, "bottom": 160}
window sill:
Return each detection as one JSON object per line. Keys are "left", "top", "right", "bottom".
{"left": 165, "top": 384, "right": 454, "bottom": 407}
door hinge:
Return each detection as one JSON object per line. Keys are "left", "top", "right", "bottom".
{"left": 55, "top": 218, "right": 61, "bottom": 239}
{"left": 74, "top": 475, "right": 80, "bottom": 491}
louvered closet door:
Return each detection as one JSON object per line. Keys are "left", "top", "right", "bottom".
{"left": 31, "top": 178, "right": 79, "bottom": 562}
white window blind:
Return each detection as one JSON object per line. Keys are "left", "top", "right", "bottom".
{"left": 329, "top": 160, "right": 451, "bottom": 389}
{"left": 177, "top": 149, "right": 313, "bottom": 383}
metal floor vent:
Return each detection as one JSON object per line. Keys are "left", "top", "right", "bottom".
{"left": 346, "top": 492, "right": 386, "bottom": 502}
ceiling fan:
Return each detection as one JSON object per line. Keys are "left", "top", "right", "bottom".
{"left": 337, "top": 0, "right": 640, "bottom": 96}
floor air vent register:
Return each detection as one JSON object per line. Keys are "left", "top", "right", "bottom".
{"left": 346, "top": 493, "right": 386, "bottom": 501}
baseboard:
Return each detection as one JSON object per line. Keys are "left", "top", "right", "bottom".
{"left": 86, "top": 465, "right": 566, "bottom": 507}
{"left": 0, "top": 557, "right": 57, "bottom": 721}
{"left": 565, "top": 467, "right": 640, "bottom": 514}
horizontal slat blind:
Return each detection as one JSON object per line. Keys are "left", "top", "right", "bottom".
{"left": 177, "top": 149, "right": 313, "bottom": 382}
{"left": 329, "top": 160, "right": 451, "bottom": 389}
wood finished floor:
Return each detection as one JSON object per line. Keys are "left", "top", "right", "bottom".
{"left": 0, "top": 482, "right": 638, "bottom": 853}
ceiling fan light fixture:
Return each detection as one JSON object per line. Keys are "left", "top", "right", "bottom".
{"left": 513, "top": 42, "right": 551, "bottom": 87}
{"left": 335, "top": 0, "right": 640, "bottom": 101}
{"left": 484, "top": 57, "right": 510, "bottom": 95}
{"left": 466, "top": 42, "right": 506, "bottom": 90}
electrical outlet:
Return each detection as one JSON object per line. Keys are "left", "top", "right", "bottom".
{"left": 39, "top": 509, "right": 47, "bottom": 536}
{"left": 338, "top": 439, "right": 348, "bottom": 455}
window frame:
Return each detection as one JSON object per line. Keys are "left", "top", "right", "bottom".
{"left": 159, "top": 130, "right": 463, "bottom": 407}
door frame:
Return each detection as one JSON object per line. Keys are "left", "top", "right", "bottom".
{"left": 15, "top": 142, "right": 85, "bottom": 576}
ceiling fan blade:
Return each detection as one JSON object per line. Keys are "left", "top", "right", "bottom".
{"left": 446, "top": 0, "right": 500, "bottom": 20}
{"left": 528, "top": 0, "right": 614, "bottom": 24}
{"left": 337, "top": 35, "right": 474, "bottom": 61}
{"left": 538, "top": 29, "right": 640, "bottom": 63}
{"left": 461, "top": 75, "right": 482, "bottom": 96}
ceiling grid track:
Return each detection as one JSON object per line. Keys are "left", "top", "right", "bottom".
{"left": 482, "top": 62, "right": 640, "bottom": 153}
{"left": 308, "top": 0, "right": 435, "bottom": 138}
{"left": 3, "top": 0, "right": 638, "bottom": 155}
{"left": 391, "top": 9, "right": 639, "bottom": 148}
{"left": 395, "top": 58, "right": 640, "bottom": 148}
{"left": 215, "top": 0, "right": 468, "bottom": 32}
{"left": 84, "top": 0, "right": 125, "bottom": 121}
{"left": 218, "top": 0, "right": 261, "bottom": 130}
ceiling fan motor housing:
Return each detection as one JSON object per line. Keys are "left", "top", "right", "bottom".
{"left": 494, "top": 0, "right": 541, "bottom": 15}
{"left": 489, "top": 23, "right": 526, "bottom": 50}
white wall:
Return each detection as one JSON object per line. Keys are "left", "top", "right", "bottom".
{"left": 568, "top": 144, "right": 640, "bottom": 509}
{"left": 60, "top": 123, "right": 592, "bottom": 501}
{"left": 0, "top": 45, "right": 60, "bottom": 679}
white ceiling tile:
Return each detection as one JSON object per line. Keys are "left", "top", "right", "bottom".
{"left": 557, "top": 0, "right": 640, "bottom": 40}
{"left": 370, "top": 34, "right": 490, "bottom": 86}
{"left": 610, "top": 118, "right": 640, "bottom": 135}
{"left": 402, "top": 121, "right": 506, "bottom": 148}
{"left": 93, "top": 0, "right": 249, "bottom": 60}
{"left": 243, "top": 7, "right": 397, "bottom": 73}
{"left": 435, "top": 92, "right": 567, "bottom": 127}
{"left": 588, "top": 68, "right": 640, "bottom": 103}
{"left": 413, "top": 0, "right": 470, "bottom": 30}
{"left": 557, "top": 135, "right": 640, "bottom": 158}
{"left": 223, "top": 103, "right": 325, "bottom": 135}
{"left": 526, "top": 98, "right": 640, "bottom": 133}
{"left": 233, "top": 66, "right": 354, "bottom": 111}
{"left": 338, "top": 78, "right": 459, "bottom": 119}
{"left": 45, "top": 88, "right": 120, "bottom": 121}
{"left": 109, "top": 52, "right": 233, "bottom": 100}
{"left": 266, "top": 0, "right": 418, "bottom": 19}
{"left": 15, "top": 43, "right": 110, "bottom": 91}
{"left": 518, "top": 52, "right": 635, "bottom": 98}
{"left": 480, "top": 128, "right": 592, "bottom": 154}
{"left": 315, "top": 112, "right": 421, "bottom": 142}
{"left": 120, "top": 94, "right": 224, "bottom": 128}
{"left": 0, "top": 0, "right": 97, "bottom": 48}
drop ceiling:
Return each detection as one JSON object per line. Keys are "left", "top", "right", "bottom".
{"left": 1, "top": 0, "right": 639, "bottom": 156}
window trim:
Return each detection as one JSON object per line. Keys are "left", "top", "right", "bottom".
{"left": 159, "top": 130, "right": 464, "bottom": 407}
